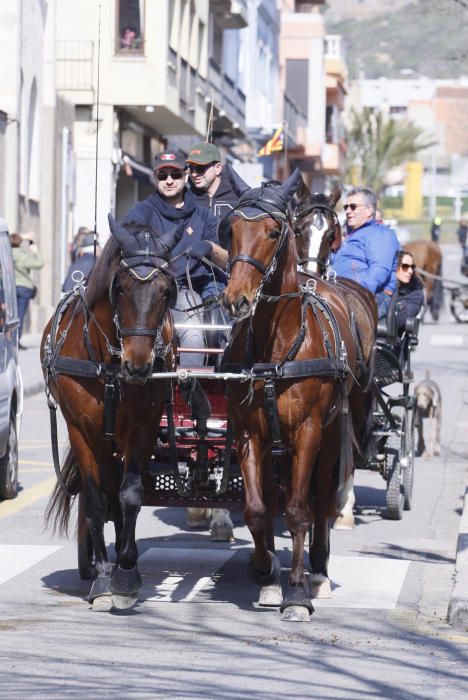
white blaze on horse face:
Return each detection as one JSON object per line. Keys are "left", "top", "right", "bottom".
{"left": 306, "top": 214, "right": 329, "bottom": 273}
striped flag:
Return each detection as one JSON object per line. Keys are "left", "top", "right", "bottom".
{"left": 257, "top": 126, "right": 284, "bottom": 157}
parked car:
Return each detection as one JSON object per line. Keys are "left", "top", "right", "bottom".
{"left": 0, "top": 218, "right": 23, "bottom": 499}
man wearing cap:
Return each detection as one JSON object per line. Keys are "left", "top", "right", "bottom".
{"left": 122, "top": 149, "right": 228, "bottom": 367}
{"left": 186, "top": 142, "right": 249, "bottom": 219}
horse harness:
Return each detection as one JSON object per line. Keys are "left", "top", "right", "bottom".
{"left": 42, "top": 244, "right": 175, "bottom": 493}
{"left": 222, "top": 192, "right": 353, "bottom": 487}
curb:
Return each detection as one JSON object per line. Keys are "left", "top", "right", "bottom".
{"left": 448, "top": 487, "right": 468, "bottom": 629}
{"left": 24, "top": 380, "right": 45, "bottom": 399}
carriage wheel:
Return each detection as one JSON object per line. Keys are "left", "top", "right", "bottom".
{"left": 450, "top": 288, "right": 468, "bottom": 323}
{"left": 385, "top": 433, "right": 404, "bottom": 520}
{"left": 77, "top": 493, "right": 95, "bottom": 580}
{"left": 402, "top": 409, "right": 415, "bottom": 511}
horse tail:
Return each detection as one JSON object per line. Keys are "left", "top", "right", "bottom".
{"left": 44, "top": 447, "right": 81, "bottom": 537}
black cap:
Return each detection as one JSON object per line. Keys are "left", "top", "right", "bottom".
{"left": 154, "top": 150, "right": 186, "bottom": 172}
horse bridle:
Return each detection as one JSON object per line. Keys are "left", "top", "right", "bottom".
{"left": 228, "top": 198, "right": 289, "bottom": 304}
{"left": 109, "top": 243, "right": 176, "bottom": 358}
{"left": 292, "top": 202, "right": 339, "bottom": 273}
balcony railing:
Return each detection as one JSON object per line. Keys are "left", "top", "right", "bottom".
{"left": 210, "top": 0, "right": 248, "bottom": 29}
{"left": 56, "top": 40, "right": 94, "bottom": 91}
{"left": 283, "top": 94, "right": 307, "bottom": 147}
{"left": 114, "top": 37, "right": 146, "bottom": 55}
{"left": 208, "top": 58, "right": 246, "bottom": 129}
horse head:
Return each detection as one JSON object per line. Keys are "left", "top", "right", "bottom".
{"left": 222, "top": 170, "right": 302, "bottom": 320}
{"left": 292, "top": 182, "right": 342, "bottom": 274}
{"left": 108, "top": 214, "right": 181, "bottom": 383}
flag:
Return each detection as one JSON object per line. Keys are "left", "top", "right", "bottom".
{"left": 257, "top": 126, "right": 284, "bottom": 157}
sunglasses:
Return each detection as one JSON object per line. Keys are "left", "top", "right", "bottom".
{"left": 400, "top": 263, "right": 416, "bottom": 271}
{"left": 343, "top": 203, "right": 366, "bottom": 211}
{"left": 188, "top": 162, "right": 215, "bottom": 174}
{"left": 156, "top": 171, "right": 184, "bottom": 181}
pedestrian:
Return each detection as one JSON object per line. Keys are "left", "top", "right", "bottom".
{"left": 62, "top": 233, "right": 99, "bottom": 293}
{"left": 10, "top": 231, "right": 44, "bottom": 349}
{"left": 456, "top": 216, "right": 468, "bottom": 250}
{"left": 394, "top": 250, "right": 425, "bottom": 333}
{"left": 430, "top": 217, "right": 442, "bottom": 242}
{"left": 331, "top": 187, "right": 400, "bottom": 318}
{"left": 70, "top": 226, "right": 92, "bottom": 263}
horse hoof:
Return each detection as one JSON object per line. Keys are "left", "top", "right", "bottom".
{"left": 333, "top": 514, "right": 355, "bottom": 530}
{"left": 92, "top": 595, "right": 114, "bottom": 612}
{"left": 187, "top": 508, "right": 211, "bottom": 529}
{"left": 210, "top": 525, "right": 235, "bottom": 542}
{"left": 258, "top": 583, "right": 283, "bottom": 607}
{"left": 112, "top": 594, "right": 138, "bottom": 610}
{"left": 311, "top": 577, "right": 332, "bottom": 599}
{"left": 281, "top": 605, "right": 311, "bottom": 622}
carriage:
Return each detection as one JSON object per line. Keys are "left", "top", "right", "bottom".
{"left": 42, "top": 176, "right": 420, "bottom": 617}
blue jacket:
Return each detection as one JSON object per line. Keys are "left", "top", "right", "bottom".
{"left": 332, "top": 220, "right": 400, "bottom": 294}
{"left": 123, "top": 189, "right": 219, "bottom": 288}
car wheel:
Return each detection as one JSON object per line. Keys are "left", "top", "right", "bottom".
{"left": 0, "top": 411, "right": 18, "bottom": 500}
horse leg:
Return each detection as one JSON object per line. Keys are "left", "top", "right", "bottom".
{"left": 334, "top": 472, "right": 356, "bottom": 530}
{"left": 281, "top": 426, "right": 319, "bottom": 621}
{"left": 83, "top": 475, "right": 115, "bottom": 612}
{"left": 240, "top": 437, "right": 282, "bottom": 607}
{"left": 110, "top": 469, "right": 144, "bottom": 609}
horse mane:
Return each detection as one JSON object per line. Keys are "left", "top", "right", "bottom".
{"left": 85, "top": 236, "right": 121, "bottom": 308}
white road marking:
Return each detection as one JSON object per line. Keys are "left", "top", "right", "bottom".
{"left": 314, "top": 555, "right": 410, "bottom": 609}
{"left": 140, "top": 547, "right": 236, "bottom": 602}
{"left": 430, "top": 335, "right": 463, "bottom": 346}
{"left": 139, "top": 548, "right": 409, "bottom": 609}
{"left": 0, "top": 545, "right": 62, "bottom": 586}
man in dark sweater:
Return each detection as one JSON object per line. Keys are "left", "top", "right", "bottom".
{"left": 123, "top": 150, "right": 227, "bottom": 367}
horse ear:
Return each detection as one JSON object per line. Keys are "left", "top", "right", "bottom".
{"left": 328, "top": 182, "right": 341, "bottom": 208}
{"left": 331, "top": 219, "right": 342, "bottom": 251}
{"left": 155, "top": 222, "right": 184, "bottom": 257}
{"left": 277, "top": 168, "right": 303, "bottom": 203}
{"left": 107, "top": 213, "right": 135, "bottom": 250}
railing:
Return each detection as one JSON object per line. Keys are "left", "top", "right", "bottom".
{"left": 283, "top": 94, "right": 307, "bottom": 146}
{"left": 114, "top": 37, "right": 146, "bottom": 55}
{"left": 208, "top": 58, "right": 246, "bottom": 128}
{"left": 56, "top": 40, "right": 94, "bottom": 91}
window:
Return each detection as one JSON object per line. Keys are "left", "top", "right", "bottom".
{"left": 117, "top": 0, "right": 144, "bottom": 52}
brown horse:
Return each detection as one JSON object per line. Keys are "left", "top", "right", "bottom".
{"left": 43, "top": 216, "right": 180, "bottom": 611}
{"left": 292, "top": 184, "right": 378, "bottom": 529}
{"left": 221, "top": 172, "right": 358, "bottom": 621}
{"left": 405, "top": 240, "right": 442, "bottom": 320}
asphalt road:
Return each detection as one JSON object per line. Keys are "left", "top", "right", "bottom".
{"left": 1, "top": 245, "right": 468, "bottom": 699}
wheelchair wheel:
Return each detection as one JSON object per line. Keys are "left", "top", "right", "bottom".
{"left": 450, "top": 287, "right": 468, "bottom": 323}
{"left": 402, "top": 409, "right": 415, "bottom": 511}
{"left": 385, "top": 433, "right": 404, "bottom": 520}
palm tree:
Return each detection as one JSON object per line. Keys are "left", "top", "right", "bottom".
{"left": 345, "top": 107, "right": 435, "bottom": 195}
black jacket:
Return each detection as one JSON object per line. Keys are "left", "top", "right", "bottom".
{"left": 395, "top": 276, "right": 425, "bottom": 331}
{"left": 189, "top": 163, "right": 249, "bottom": 219}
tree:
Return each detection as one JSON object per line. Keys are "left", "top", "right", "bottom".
{"left": 345, "top": 107, "right": 435, "bottom": 195}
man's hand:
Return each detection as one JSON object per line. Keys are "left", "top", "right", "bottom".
{"left": 185, "top": 240, "right": 213, "bottom": 261}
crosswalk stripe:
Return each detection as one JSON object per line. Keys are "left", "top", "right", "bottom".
{"left": 0, "top": 545, "right": 62, "bottom": 585}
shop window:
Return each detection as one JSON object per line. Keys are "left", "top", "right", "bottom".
{"left": 117, "top": 0, "right": 144, "bottom": 52}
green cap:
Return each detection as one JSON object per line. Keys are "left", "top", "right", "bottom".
{"left": 186, "top": 142, "right": 221, "bottom": 165}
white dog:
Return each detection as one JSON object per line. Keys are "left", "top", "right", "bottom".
{"left": 414, "top": 371, "right": 442, "bottom": 458}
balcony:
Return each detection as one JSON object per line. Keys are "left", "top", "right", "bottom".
{"left": 210, "top": 0, "right": 248, "bottom": 29}
{"left": 283, "top": 94, "right": 307, "bottom": 148}
{"left": 208, "top": 58, "right": 246, "bottom": 135}
{"left": 56, "top": 40, "right": 94, "bottom": 93}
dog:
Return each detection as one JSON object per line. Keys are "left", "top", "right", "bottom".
{"left": 414, "top": 371, "right": 442, "bottom": 458}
